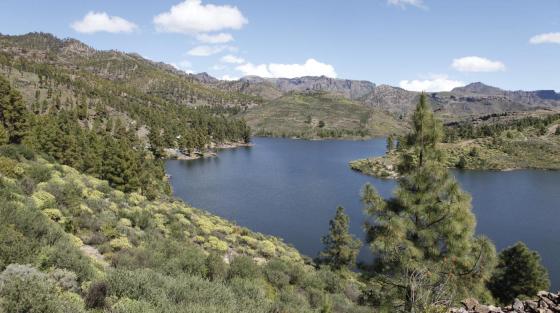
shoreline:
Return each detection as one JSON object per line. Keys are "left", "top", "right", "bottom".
{"left": 350, "top": 156, "right": 558, "bottom": 179}
{"left": 164, "top": 141, "right": 253, "bottom": 161}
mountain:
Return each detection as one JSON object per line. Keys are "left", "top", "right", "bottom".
{"left": 237, "top": 77, "right": 560, "bottom": 122}
{"left": 196, "top": 71, "right": 560, "bottom": 123}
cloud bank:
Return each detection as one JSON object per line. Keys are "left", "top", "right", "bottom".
{"left": 235, "top": 59, "right": 337, "bottom": 78}
{"left": 72, "top": 12, "right": 137, "bottom": 34}
{"left": 154, "top": 0, "right": 247, "bottom": 34}
{"left": 530, "top": 32, "right": 560, "bottom": 44}
{"left": 452, "top": 56, "right": 506, "bottom": 72}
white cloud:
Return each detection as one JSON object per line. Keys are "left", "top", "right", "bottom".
{"left": 221, "top": 54, "right": 245, "bottom": 64}
{"left": 236, "top": 58, "right": 337, "bottom": 78}
{"left": 154, "top": 0, "right": 248, "bottom": 34}
{"left": 399, "top": 75, "right": 465, "bottom": 92}
{"left": 529, "top": 32, "right": 560, "bottom": 44}
{"left": 196, "top": 33, "right": 234, "bottom": 43}
{"left": 451, "top": 56, "right": 506, "bottom": 72}
{"left": 387, "top": 0, "right": 426, "bottom": 9}
{"left": 187, "top": 45, "right": 235, "bottom": 56}
{"left": 71, "top": 12, "right": 137, "bottom": 34}
{"left": 221, "top": 74, "right": 239, "bottom": 81}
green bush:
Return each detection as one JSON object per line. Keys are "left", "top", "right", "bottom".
{"left": 206, "top": 252, "right": 228, "bottom": 281}
{"left": 263, "top": 259, "right": 291, "bottom": 289}
{"left": 0, "top": 264, "right": 85, "bottom": 313}
{"left": 228, "top": 256, "right": 261, "bottom": 280}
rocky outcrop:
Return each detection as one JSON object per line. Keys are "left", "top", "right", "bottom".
{"left": 450, "top": 292, "right": 560, "bottom": 313}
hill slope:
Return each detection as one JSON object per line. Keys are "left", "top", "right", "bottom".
{"left": 241, "top": 91, "right": 405, "bottom": 138}
{"left": 0, "top": 146, "right": 369, "bottom": 313}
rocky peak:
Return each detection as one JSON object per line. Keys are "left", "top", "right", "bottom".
{"left": 193, "top": 72, "right": 218, "bottom": 84}
{"left": 452, "top": 82, "right": 505, "bottom": 95}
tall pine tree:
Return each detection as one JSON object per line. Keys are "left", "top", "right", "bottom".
{"left": 319, "top": 206, "right": 361, "bottom": 270}
{"left": 362, "top": 93, "right": 496, "bottom": 312}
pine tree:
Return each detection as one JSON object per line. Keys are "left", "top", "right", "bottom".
{"left": 362, "top": 94, "right": 496, "bottom": 311}
{"left": 148, "top": 127, "right": 165, "bottom": 159}
{"left": 0, "top": 75, "right": 29, "bottom": 144}
{"left": 319, "top": 206, "right": 361, "bottom": 270}
{"left": 488, "top": 242, "right": 550, "bottom": 305}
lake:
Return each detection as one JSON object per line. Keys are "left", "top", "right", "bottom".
{"left": 166, "top": 137, "right": 560, "bottom": 289}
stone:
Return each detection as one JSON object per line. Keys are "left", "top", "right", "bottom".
{"left": 512, "top": 299, "right": 524, "bottom": 312}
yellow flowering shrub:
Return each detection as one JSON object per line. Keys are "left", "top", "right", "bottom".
{"left": 32, "top": 190, "right": 56, "bottom": 209}
{"left": 110, "top": 237, "right": 131, "bottom": 250}
{"left": 205, "top": 236, "right": 228, "bottom": 252}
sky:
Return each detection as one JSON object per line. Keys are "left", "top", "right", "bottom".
{"left": 0, "top": 0, "right": 559, "bottom": 92}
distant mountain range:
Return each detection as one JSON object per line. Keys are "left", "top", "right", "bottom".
{"left": 200, "top": 74, "right": 560, "bottom": 121}
{"left": 1, "top": 32, "right": 559, "bottom": 138}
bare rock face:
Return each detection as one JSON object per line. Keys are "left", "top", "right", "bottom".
{"left": 449, "top": 292, "right": 560, "bottom": 313}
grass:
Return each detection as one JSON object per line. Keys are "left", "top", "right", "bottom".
{"left": 241, "top": 91, "right": 406, "bottom": 139}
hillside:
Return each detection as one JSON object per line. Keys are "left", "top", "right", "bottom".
{"left": 0, "top": 32, "right": 253, "bottom": 156}
{"left": 0, "top": 145, "right": 370, "bottom": 313}
{"left": 241, "top": 91, "right": 406, "bottom": 139}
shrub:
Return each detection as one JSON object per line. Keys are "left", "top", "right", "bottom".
{"left": 206, "top": 253, "right": 227, "bottom": 281}
{"left": 26, "top": 163, "right": 52, "bottom": 183}
{"left": 205, "top": 236, "right": 228, "bottom": 252}
{"left": 0, "top": 264, "right": 85, "bottom": 313}
{"left": 0, "top": 156, "right": 24, "bottom": 178}
{"left": 228, "top": 256, "right": 261, "bottom": 280}
{"left": 84, "top": 281, "right": 108, "bottom": 309}
{"left": 48, "top": 268, "right": 79, "bottom": 292}
{"left": 110, "top": 237, "right": 132, "bottom": 251}
{"left": 263, "top": 259, "right": 291, "bottom": 289}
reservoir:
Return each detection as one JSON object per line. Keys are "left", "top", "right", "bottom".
{"left": 166, "top": 137, "right": 560, "bottom": 289}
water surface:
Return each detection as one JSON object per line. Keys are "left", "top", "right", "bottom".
{"left": 166, "top": 137, "right": 560, "bottom": 289}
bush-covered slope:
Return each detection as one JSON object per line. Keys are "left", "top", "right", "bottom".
{"left": 0, "top": 146, "right": 369, "bottom": 313}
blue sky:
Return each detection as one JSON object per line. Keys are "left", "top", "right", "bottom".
{"left": 0, "top": 0, "right": 559, "bottom": 91}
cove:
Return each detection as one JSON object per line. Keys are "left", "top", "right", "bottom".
{"left": 166, "top": 137, "right": 560, "bottom": 289}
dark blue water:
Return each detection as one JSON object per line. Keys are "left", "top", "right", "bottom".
{"left": 166, "top": 137, "right": 560, "bottom": 290}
